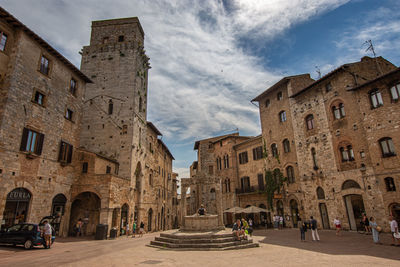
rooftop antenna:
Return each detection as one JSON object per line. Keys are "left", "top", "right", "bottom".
{"left": 363, "top": 39, "right": 383, "bottom": 75}
{"left": 315, "top": 66, "right": 321, "bottom": 79}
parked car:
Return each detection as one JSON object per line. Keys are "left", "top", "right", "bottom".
{"left": 0, "top": 216, "right": 57, "bottom": 249}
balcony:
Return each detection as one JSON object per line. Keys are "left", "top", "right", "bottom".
{"left": 236, "top": 186, "right": 260, "bottom": 194}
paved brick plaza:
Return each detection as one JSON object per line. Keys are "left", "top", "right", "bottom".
{"left": 0, "top": 229, "right": 399, "bottom": 267}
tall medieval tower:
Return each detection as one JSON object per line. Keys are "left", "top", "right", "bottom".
{"left": 80, "top": 17, "right": 150, "bottom": 187}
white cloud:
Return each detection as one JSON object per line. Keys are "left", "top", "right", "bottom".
{"left": 1, "top": 0, "right": 350, "bottom": 157}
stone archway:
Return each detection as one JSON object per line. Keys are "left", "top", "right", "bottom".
{"left": 52, "top": 193, "right": 67, "bottom": 236}
{"left": 343, "top": 194, "right": 365, "bottom": 231}
{"left": 290, "top": 199, "right": 299, "bottom": 228}
{"left": 69, "top": 192, "right": 100, "bottom": 236}
{"left": 2, "top": 188, "right": 32, "bottom": 228}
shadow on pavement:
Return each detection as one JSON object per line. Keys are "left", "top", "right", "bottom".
{"left": 255, "top": 229, "right": 400, "bottom": 261}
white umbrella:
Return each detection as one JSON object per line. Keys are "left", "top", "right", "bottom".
{"left": 241, "top": 206, "right": 268, "bottom": 214}
{"left": 223, "top": 207, "right": 244, "bottom": 213}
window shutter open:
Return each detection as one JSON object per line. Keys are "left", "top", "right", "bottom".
{"left": 35, "top": 133, "right": 45, "bottom": 155}
{"left": 20, "top": 127, "right": 29, "bottom": 151}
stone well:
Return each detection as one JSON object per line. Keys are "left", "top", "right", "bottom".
{"left": 182, "top": 214, "right": 224, "bottom": 231}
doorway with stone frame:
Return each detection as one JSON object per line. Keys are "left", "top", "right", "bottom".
{"left": 120, "top": 204, "right": 129, "bottom": 235}
{"left": 319, "top": 203, "right": 330, "bottom": 229}
{"left": 2, "top": 188, "right": 31, "bottom": 229}
{"left": 69, "top": 192, "right": 100, "bottom": 236}
{"left": 344, "top": 194, "right": 365, "bottom": 231}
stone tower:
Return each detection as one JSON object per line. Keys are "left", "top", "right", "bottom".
{"left": 80, "top": 17, "right": 150, "bottom": 184}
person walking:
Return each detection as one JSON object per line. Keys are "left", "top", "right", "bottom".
{"left": 75, "top": 218, "right": 83, "bottom": 237}
{"left": 369, "top": 217, "right": 381, "bottom": 245}
{"left": 279, "top": 216, "right": 284, "bottom": 230}
{"left": 132, "top": 221, "right": 137, "bottom": 238}
{"left": 389, "top": 215, "right": 400, "bottom": 246}
{"left": 362, "top": 213, "right": 371, "bottom": 234}
{"left": 139, "top": 221, "right": 145, "bottom": 237}
{"left": 333, "top": 217, "right": 341, "bottom": 236}
{"left": 298, "top": 218, "right": 306, "bottom": 242}
{"left": 42, "top": 220, "right": 52, "bottom": 249}
{"left": 310, "top": 216, "right": 320, "bottom": 241}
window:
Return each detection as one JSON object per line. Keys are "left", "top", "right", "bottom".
{"left": 325, "top": 82, "right": 332, "bottom": 92}
{"left": 106, "top": 166, "right": 111, "bottom": 174}
{"left": 82, "top": 162, "right": 88, "bottom": 173}
{"left": 58, "top": 141, "right": 73, "bottom": 163}
{"left": 258, "top": 173, "right": 264, "bottom": 191}
{"left": 223, "top": 154, "right": 229, "bottom": 168}
{"left": 283, "top": 139, "right": 290, "bottom": 153}
{"left": 241, "top": 176, "right": 250, "bottom": 191}
{"left": 208, "top": 165, "right": 214, "bottom": 175}
{"left": 311, "top": 148, "right": 318, "bottom": 170}
{"left": 286, "top": 166, "right": 295, "bottom": 183}
{"left": 33, "top": 90, "right": 45, "bottom": 106}
{"left": 279, "top": 111, "right": 287, "bottom": 122}
{"left": 265, "top": 99, "right": 270, "bottom": 107}
{"left": 277, "top": 92, "right": 283, "bottom": 100}
{"left": 271, "top": 144, "right": 278, "bottom": 157}
{"left": 239, "top": 151, "right": 248, "bottom": 164}
{"left": 108, "top": 100, "right": 113, "bottom": 115}
{"left": 226, "top": 179, "right": 231, "bottom": 192}
{"left": 253, "top": 146, "right": 263, "bottom": 160}
{"left": 115, "top": 165, "right": 119, "bottom": 175}
{"left": 332, "top": 103, "right": 345, "bottom": 119}
{"left": 139, "top": 97, "right": 143, "bottom": 112}
{"left": 39, "top": 55, "right": 50, "bottom": 75}
{"left": 379, "top": 137, "right": 396, "bottom": 157}
{"left": 70, "top": 79, "right": 77, "bottom": 95}
{"left": 316, "top": 187, "right": 325, "bottom": 199}
{"left": 306, "top": 114, "right": 314, "bottom": 130}
{"left": 384, "top": 177, "right": 396, "bottom": 192}
{"left": 369, "top": 89, "right": 383, "bottom": 108}
{"left": 390, "top": 83, "right": 400, "bottom": 101}
{"left": 122, "top": 125, "right": 128, "bottom": 134}
{"left": 0, "top": 31, "right": 7, "bottom": 51}
{"left": 216, "top": 157, "right": 222, "bottom": 170}
{"left": 340, "top": 145, "right": 354, "bottom": 162}
{"left": 65, "top": 108, "right": 74, "bottom": 121}
{"left": 20, "top": 127, "right": 44, "bottom": 155}
{"left": 118, "top": 35, "right": 124, "bottom": 42}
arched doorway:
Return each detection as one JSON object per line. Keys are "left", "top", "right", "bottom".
{"left": 148, "top": 208, "right": 153, "bottom": 232}
{"left": 276, "top": 200, "right": 284, "bottom": 216}
{"left": 290, "top": 199, "right": 299, "bottom": 228}
{"left": 69, "top": 192, "right": 100, "bottom": 236}
{"left": 342, "top": 180, "right": 364, "bottom": 231}
{"left": 120, "top": 204, "right": 129, "bottom": 235}
{"left": 319, "top": 203, "right": 330, "bottom": 229}
{"left": 52, "top": 194, "right": 67, "bottom": 235}
{"left": 389, "top": 203, "right": 400, "bottom": 225}
{"left": 2, "top": 188, "right": 31, "bottom": 228}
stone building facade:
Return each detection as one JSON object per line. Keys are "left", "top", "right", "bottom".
{"left": 253, "top": 56, "right": 400, "bottom": 231}
{"left": 0, "top": 8, "right": 177, "bottom": 237}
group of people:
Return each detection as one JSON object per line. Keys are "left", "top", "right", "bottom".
{"left": 232, "top": 218, "right": 253, "bottom": 241}
{"left": 129, "top": 221, "right": 145, "bottom": 238}
{"left": 298, "top": 216, "right": 320, "bottom": 242}
{"left": 273, "top": 215, "right": 284, "bottom": 230}
{"left": 366, "top": 215, "right": 399, "bottom": 246}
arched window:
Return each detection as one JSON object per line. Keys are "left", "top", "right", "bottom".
{"left": 108, "top": 100, "right": 113, "bottom": 115}
{"left": 271, "top": 144, "right": 278, "bottom": 157}
{"left": 332, "top": 103, "right": 345, "bottom": 119}
{"left": 210, "top": 188, "right": 216, "bottom": 200}
{"left": 279, "top": 111, "right": 287, "bottom": 122}
{"left": 311, "top": 148, "right": 318, "bottom": 170}
{"left": 265, "top": 99, "right": 270, "bottom": 107}
{"left": 379, "top": 137, "right": 396, "bottom": 157}
{"left": 384, "top": 177, "right": 396, "bottom": 192}
{"left": 286, "top": 166, "right": 295, "bottom": 183}
{"left": 369, "top": 88, "right": 383, "bottom": 108}
{"left": 316, "top": 187, "right": 325, "bottom": 200}
{"left": 224, "top": 154, "right": 229, "bottom": 168}
{"left": 390, "top": 83, "right": 400, "bottom": 101}
{"left": 216, "top": 157, "right": 222, "bottom": 170}
{"left": 283, "top": 139, "right": 290, "bottom": 153}
{"left": 340, "top": 145, "right": 354, "bottom": 162}
{"left": 342, "top": 180, "right": 361, "bottom": 190}
{"left": 306, "top": 114, "right": 314, "bottom": 130}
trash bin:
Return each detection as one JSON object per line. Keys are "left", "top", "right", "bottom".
{"left": 95, "top": 224, "right": 108, "bottom": 240}
{"left": 109, "top": 227, "right": 118, "bottom": 239}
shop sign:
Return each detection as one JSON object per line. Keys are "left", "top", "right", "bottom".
{"left": 7, "top": 188, "right": 31, "bottom": 201}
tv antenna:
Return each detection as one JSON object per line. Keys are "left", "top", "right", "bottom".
{"left": 315, "top": 66, "right": 321, "bottom": 79}
{"left": 363, "top": 39, "right": 382, "bottom": 75}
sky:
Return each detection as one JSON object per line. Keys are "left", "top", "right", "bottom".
{"left": 2, "top": 0, "right": 400, "bottom": 180}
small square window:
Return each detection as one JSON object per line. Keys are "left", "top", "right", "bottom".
{"left": 39, "top": 55, "right": 50, "bottom": 75}
{"left": 65, "top": 109, "right": 73, "bottom": 121}
{"left": 82, "top": 162, "right": 88, "bottom": 173}
{"left": 277, "top": 92, "right": 283, "bottom": 100}
{"left": 106, "top": 166, "right": 111, "bottom": 174}
{"left": 118, "top": 35, "right": 124, "bottom": 42}
{"left": 33, "top": 91, "right": 45, "bottom": 106}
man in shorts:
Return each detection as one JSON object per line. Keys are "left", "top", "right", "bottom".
{"left": 42, "top": 220, "right": 52, "bottom": 249}
{"left": 389, "top": 215, "right": 399, "bottom": 246}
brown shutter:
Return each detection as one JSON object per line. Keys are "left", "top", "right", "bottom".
{"left": 67, "top": 144, "right": 73, "bottom": 163}
{"left": 20, "top": 128, "right": 29, "bottom": 151}
{"left": 34, "top": 133, "right": 44, "bottom": 155}
{"left": 58, "top": 141, "right": 64, "bottom": 162}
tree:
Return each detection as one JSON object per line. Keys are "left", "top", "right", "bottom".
{"left": 264, "top": 169, "right": 286, "bottom": 211}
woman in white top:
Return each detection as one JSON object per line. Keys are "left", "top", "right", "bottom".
{"left": 333, "top": 217, "right": 341, "bottom": 236}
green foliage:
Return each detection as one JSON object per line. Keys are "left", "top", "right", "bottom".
{"left": 264, "top": 169, "right": 286, "bottom": 210}
{"left": 262, "top": 138, "right": 268, "bottom": 158}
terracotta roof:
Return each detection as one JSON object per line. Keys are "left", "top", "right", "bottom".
{"left": 0, "top": 7, "right": 92, "bottom": 83}
{"left": 147, "top": 121, "right": 162, "bottom": 136}
{"left": 194, "top": 132, "right": 239, "bottom": 150}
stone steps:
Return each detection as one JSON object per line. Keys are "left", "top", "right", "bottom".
{"left": 149, "top": 231, "right": 259, "bottom": 251}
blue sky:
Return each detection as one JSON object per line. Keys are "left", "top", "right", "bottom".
{"left": 2, "top": 0, "right": 400, "bottom": 179}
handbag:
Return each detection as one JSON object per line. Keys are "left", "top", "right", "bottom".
{"left": 376, "top": 226, "right": 382, "bottom": 232}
